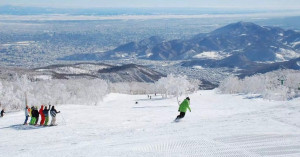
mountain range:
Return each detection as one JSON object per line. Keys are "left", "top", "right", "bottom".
{"left": 181, "top": 55, "right": 300, "bottom": 77}
{"left": 61, "top": 21, "right": 300, "bottom": 63}
{"left": 0, "top": 63, "right": 165, "bottom": 83}
{"left": 34, "top": 63, "right": 165, "bottom": 82}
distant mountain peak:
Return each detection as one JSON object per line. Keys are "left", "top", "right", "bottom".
{"left": 227, "top": 21, "right": 261, "bottom": 28}
{"left": 211, "top": 21, "right": 265, "bottom": 35}
{"left": 235, "top": 21, "right": 258, "bottom": 26}
{"left": 148, "top": 36, "right": 164, "bottom": 42}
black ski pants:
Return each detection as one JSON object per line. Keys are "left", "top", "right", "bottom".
{"left": 176, "top": 112, "right": 186, "bottom": 119}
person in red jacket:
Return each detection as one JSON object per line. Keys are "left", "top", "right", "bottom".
{"left": 39, "top": 105, "right": 45, "bottom": 125}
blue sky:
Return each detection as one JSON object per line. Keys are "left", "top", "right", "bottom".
{"left": 0, "top": 0, "right": 300, "bottom": 9}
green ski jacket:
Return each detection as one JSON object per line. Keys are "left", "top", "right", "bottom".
{"left": 178, "top": 99, "right": 191, "bottom": 112}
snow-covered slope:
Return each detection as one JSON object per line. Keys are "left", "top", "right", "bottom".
{"left": 1, "top": 90, "right": 300, "bottom": 157}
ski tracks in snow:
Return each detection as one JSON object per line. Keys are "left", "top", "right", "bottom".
{"left": 1, "top": 91, "right": 300, "bottom": 157}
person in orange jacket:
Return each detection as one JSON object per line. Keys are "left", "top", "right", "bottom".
{"left": 39, "top": 105, "right": 45, "bottom": 125}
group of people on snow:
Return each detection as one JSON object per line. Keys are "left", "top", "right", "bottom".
{"left": 2, "top": 96, "right": 190, "bottom": 125}
{"left": 24, "top": 105, "right": 60, "bottom": 126}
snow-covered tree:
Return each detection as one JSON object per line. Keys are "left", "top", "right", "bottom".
{"left": 155, "top": 74, "right": 199, "bottom": 98}
{"left": 218, "top": 76, "right": 242, "bottom": 94}
{"left": 0, "top": 76, "right": 109, "bottom": 110}
{"left": 218, "top": 69, "right": 300, "bottom": 100}
{"left": 0, "top": 73, "right": 202, "bottom": 111}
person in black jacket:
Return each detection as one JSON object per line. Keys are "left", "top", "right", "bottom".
{"left": 43, "top": 105, "right": 51, "bottom": 126}
{"left": 1, "top": 109, "right": 5, "bottom": 117}
{"left": 33, "top": 107, "right": 40, "bottom": 125}
{"left": 50, "top": 106, "right": 60, "bottom": 126}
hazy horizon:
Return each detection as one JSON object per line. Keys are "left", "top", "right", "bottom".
{"left": 0, "top": 0, "right": 300, "bottom": 10}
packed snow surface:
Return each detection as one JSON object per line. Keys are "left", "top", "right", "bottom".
{"left": 1, "top": 90, "right": 300, "bottom": 157}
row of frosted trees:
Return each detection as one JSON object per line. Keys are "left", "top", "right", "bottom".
{"left": 218, "top": 69, "right": 300, "bottom": 101}
{"left": 0, "top": 74, "right": 201, "bottom": 110}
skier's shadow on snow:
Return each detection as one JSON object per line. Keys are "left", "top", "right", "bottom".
{"left": 5, "top": 124, "right": 47, "bottom": 130}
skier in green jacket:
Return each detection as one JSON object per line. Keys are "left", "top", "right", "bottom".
{"left": 175, "top": 97, "right": 191, "bottom": 120}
